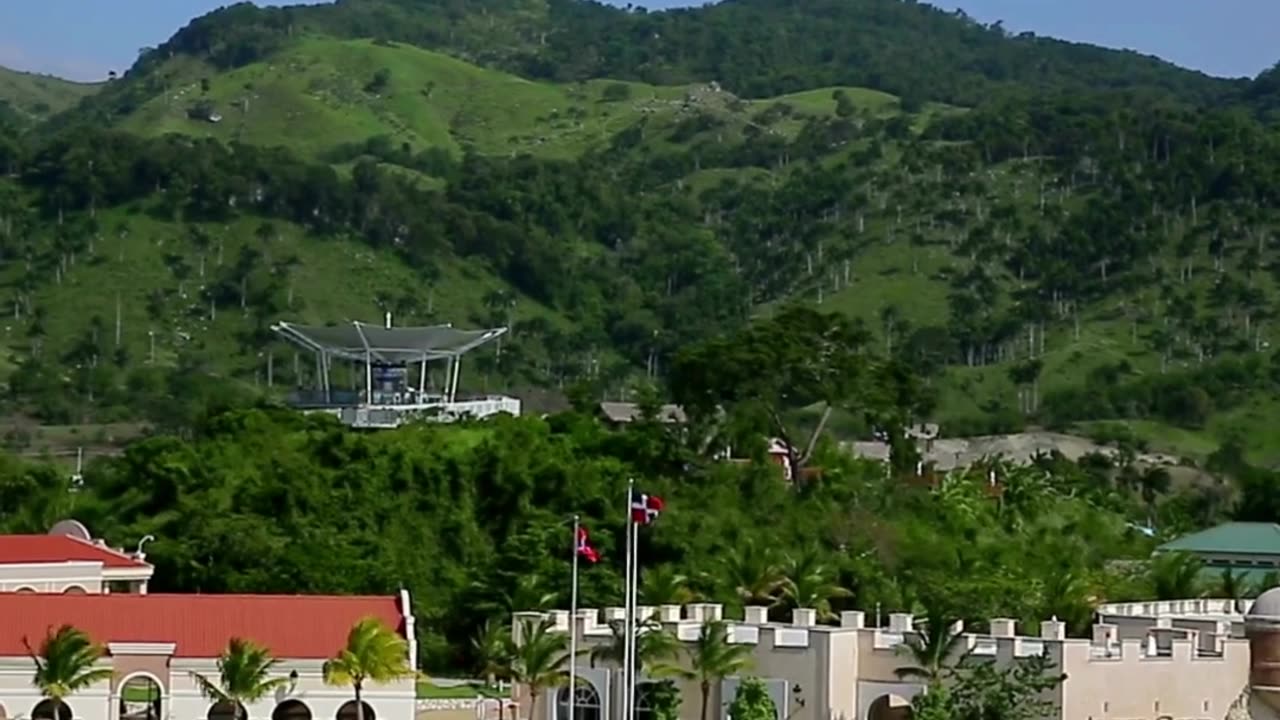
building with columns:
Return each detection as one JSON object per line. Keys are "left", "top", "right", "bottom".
{"left": 0, "top": 524, "right": 417, "bottom": 720}
{"left": 512, "top": 599, "right": 1263, "bottom": 720}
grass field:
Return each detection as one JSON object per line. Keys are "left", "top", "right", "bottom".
{"left": 417, "top": 681, "right": 507, "bottom": 699}
{"left": 0, "top": 66, "right": 100, "bottom": 122}
{"left": 121, "top": 38, "right": 695, "bottom": 161}
{"left": 119, "top": 37, "right": 910, "bottom": 165}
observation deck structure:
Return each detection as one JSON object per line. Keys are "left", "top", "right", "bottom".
{"left": 271, "top": 316, "right": 519, "bottom": 428}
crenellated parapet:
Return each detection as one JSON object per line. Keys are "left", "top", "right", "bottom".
{"left": 513, "top": 602, "right": 1243, "bottom": 665}
{"left": 511, "top": 599, "right": 1256, "bottom": 720}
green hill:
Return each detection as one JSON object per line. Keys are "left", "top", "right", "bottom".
{"left": 5, "top": 2, "right": 1280, "bottom": 465}
{"left": 130, "top": 0, "right": 1241, "bottom": 106}
{"left": 0, "top": 66, "right": 99, "bottom": 125}
{"left": 119, "top": 38, "right": 694, "bottom": 161}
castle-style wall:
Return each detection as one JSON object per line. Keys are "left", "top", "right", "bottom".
{"left": 513, "top": 603, "right": 1252, "bottom": 720}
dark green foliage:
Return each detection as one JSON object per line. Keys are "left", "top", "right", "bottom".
{"left": 601, "top": 83, "right": 631, "bottom": 103}
{"left": 726, "top": 678, "right": 775, "bottom": 720}
{"left": 0, "top": 406, "right": 1177, "bottom": 670}
{"left": 365, "top": 68, "right": 393, "bottom": 95}
{"left": 912, "top": 653, "right": 1065, "bottom": 720}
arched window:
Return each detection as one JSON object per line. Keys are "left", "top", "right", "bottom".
{"left": 556, "top": 683, "right": 601, "bottom": 720}
{"left": 32, "top": 700, "right": 72, "bottom": 720}
{"left": 119, "top": 674, "right": 163, "bottom": 720}
{"left": 335, "top": 701, "right": 376, "bottom": 720}
{"left": 273, "top": 700, "right": 313, "bottom": 720}
{"left": 866, "top": 694, "right": 912, "bottom": 720}
{"left": 208, "top": 701, "right": 245, "bottom": 720}
{"left": 635, "top": 683, "right": 659, "bottom": 720}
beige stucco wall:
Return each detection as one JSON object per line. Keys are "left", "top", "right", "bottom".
{"left": 1058, "top": 637, "right": 1249, "bottom": 719}
{"left": 517, "top": 605, "right": 1255, "bottom": 720}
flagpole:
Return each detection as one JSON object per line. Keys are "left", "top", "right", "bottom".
{"left": 626, "top": 513, "right": 640, "bottom": 720}
{"left": 622, "top": 480, "right": 635, "bottom": 720}
{"left": 569, "top": 515, "right": 580, "bottom": 720}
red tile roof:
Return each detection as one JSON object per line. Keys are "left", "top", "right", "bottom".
{"left": 0, "top": 535, "right": 151, "bottom": 569}
{"left": 0, "top": 593, "right": 406, "bottom": 658}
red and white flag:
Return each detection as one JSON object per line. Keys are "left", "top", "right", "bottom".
{"left": 630, "top": 493, "right": 664, "bottom": 524}
{"left": 576, "top": 526, "right": 600, "bottom": 563}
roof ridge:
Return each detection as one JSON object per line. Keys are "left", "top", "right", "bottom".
{"left": 64, "top": 534, "right": 151, "bottom": 566}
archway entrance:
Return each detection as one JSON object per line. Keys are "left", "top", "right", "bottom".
{"left": 336, "top": 701, "right": 376, "bottom": 720}
{"left": 274, "top": 700, "right": 313, "bottom": 720}
{"left": 32, "top": 700, "right": 72, "bottom": 720}
{"left": 867, "top": 695, "right": 912, "bottom": 720}
{"left": 120, "top": 675, "right": 163, "bottom": 720}
{"left": 555, "top": 685, "right": 600, "bottom": 720}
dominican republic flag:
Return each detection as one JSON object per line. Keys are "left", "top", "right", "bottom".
{"left": 630, "top": 493, "right": 665, "bottom": 524}
{"left": 576, "top": 526, "right": 600, "bottom": 563}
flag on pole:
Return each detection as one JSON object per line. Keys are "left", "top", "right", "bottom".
{"left": 576, "top": 526, "right": 600, "bottom": 563}
{"left": 630, "top": 493, "right": 664, "bottom": 524}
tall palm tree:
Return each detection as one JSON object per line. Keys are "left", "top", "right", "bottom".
{"left": 1149, "top": 552, "right": 1204, "bottom": 600}
{"left": 679, "top": 620, "right": 754, "bottom": 720}
{"left": 778, "top": 548, "right": 853, "bottom": 621}
{"left": 640, "top": 565, "right": 698, "bottom": 605}
{"left": 472, "top": 619, "right": 513, "bottom": 689}
{"left": 1218, "top": 569, "right": 1247, "bottom": 614}
{"left": 588, "top": 618, "right": 680, "bottom": 675}
{"left": 709, "top": 538, "right": 784, "bottom": 606}
{"left": 25, "top": 625, "right": 113, "bottom": 720}
{"left": 471, "top": 573, "right": 558, "bottom": 619}
{"left": 1139, "top": 467, "right": 1172, "bottom": 526}
{"left": 1037, "top": 568, "right": 1094, "bottom": 637}
{"left": 893, "top": 607, "right": 967, "bottom": 686}
{"left": 507, "top": 617, "right": 570, "bottom": 716}
{"left": 324, "top": 617, "right": 415, "bottom": 720}
{"left": 189, "top": 638, "right": 292, "bottom": 720}
{"left": 1253, "top": 571, "right": 1280, "bottom": 599}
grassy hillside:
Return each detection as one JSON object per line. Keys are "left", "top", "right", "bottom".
{"left": 117, "top": 38, "right": 908, "bottom": 163}
{"left": 10, "top": 12, "right": 1280, "bottom": 466}
{"left": 0, "top": 67, "right": 98, "bottom": 124}
{"left": 119, "top": 38, "right": 688, "bottom": 160}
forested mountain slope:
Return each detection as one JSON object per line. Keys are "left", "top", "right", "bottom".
{"left": 4, "top": 0, "right": 1280, "bottom": 463}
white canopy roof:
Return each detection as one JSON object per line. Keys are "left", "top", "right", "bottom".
{"left": 272, "top": 321, "right": 507, "bottom": 363}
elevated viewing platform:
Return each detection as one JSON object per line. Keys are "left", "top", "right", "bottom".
{"left": 272, "top": 317, "right": 521, "bottom": 428}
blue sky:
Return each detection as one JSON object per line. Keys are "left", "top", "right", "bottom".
{"left": 0, "top": 0, "right": 1275, "bottom": 82}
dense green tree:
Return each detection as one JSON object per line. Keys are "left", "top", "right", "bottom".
{"left": 726, "top": 678, "right": 777, "bottom": 720}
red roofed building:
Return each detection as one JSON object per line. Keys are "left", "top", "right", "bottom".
{"left": 0, "top": 521, "right": 153, "bottom": 595}
{"left": 0, "top": 525, "right": 418, "bottom": 720}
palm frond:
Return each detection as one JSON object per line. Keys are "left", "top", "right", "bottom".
{"left": 188, "top": 671, "right": 233, "bottom": 705}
